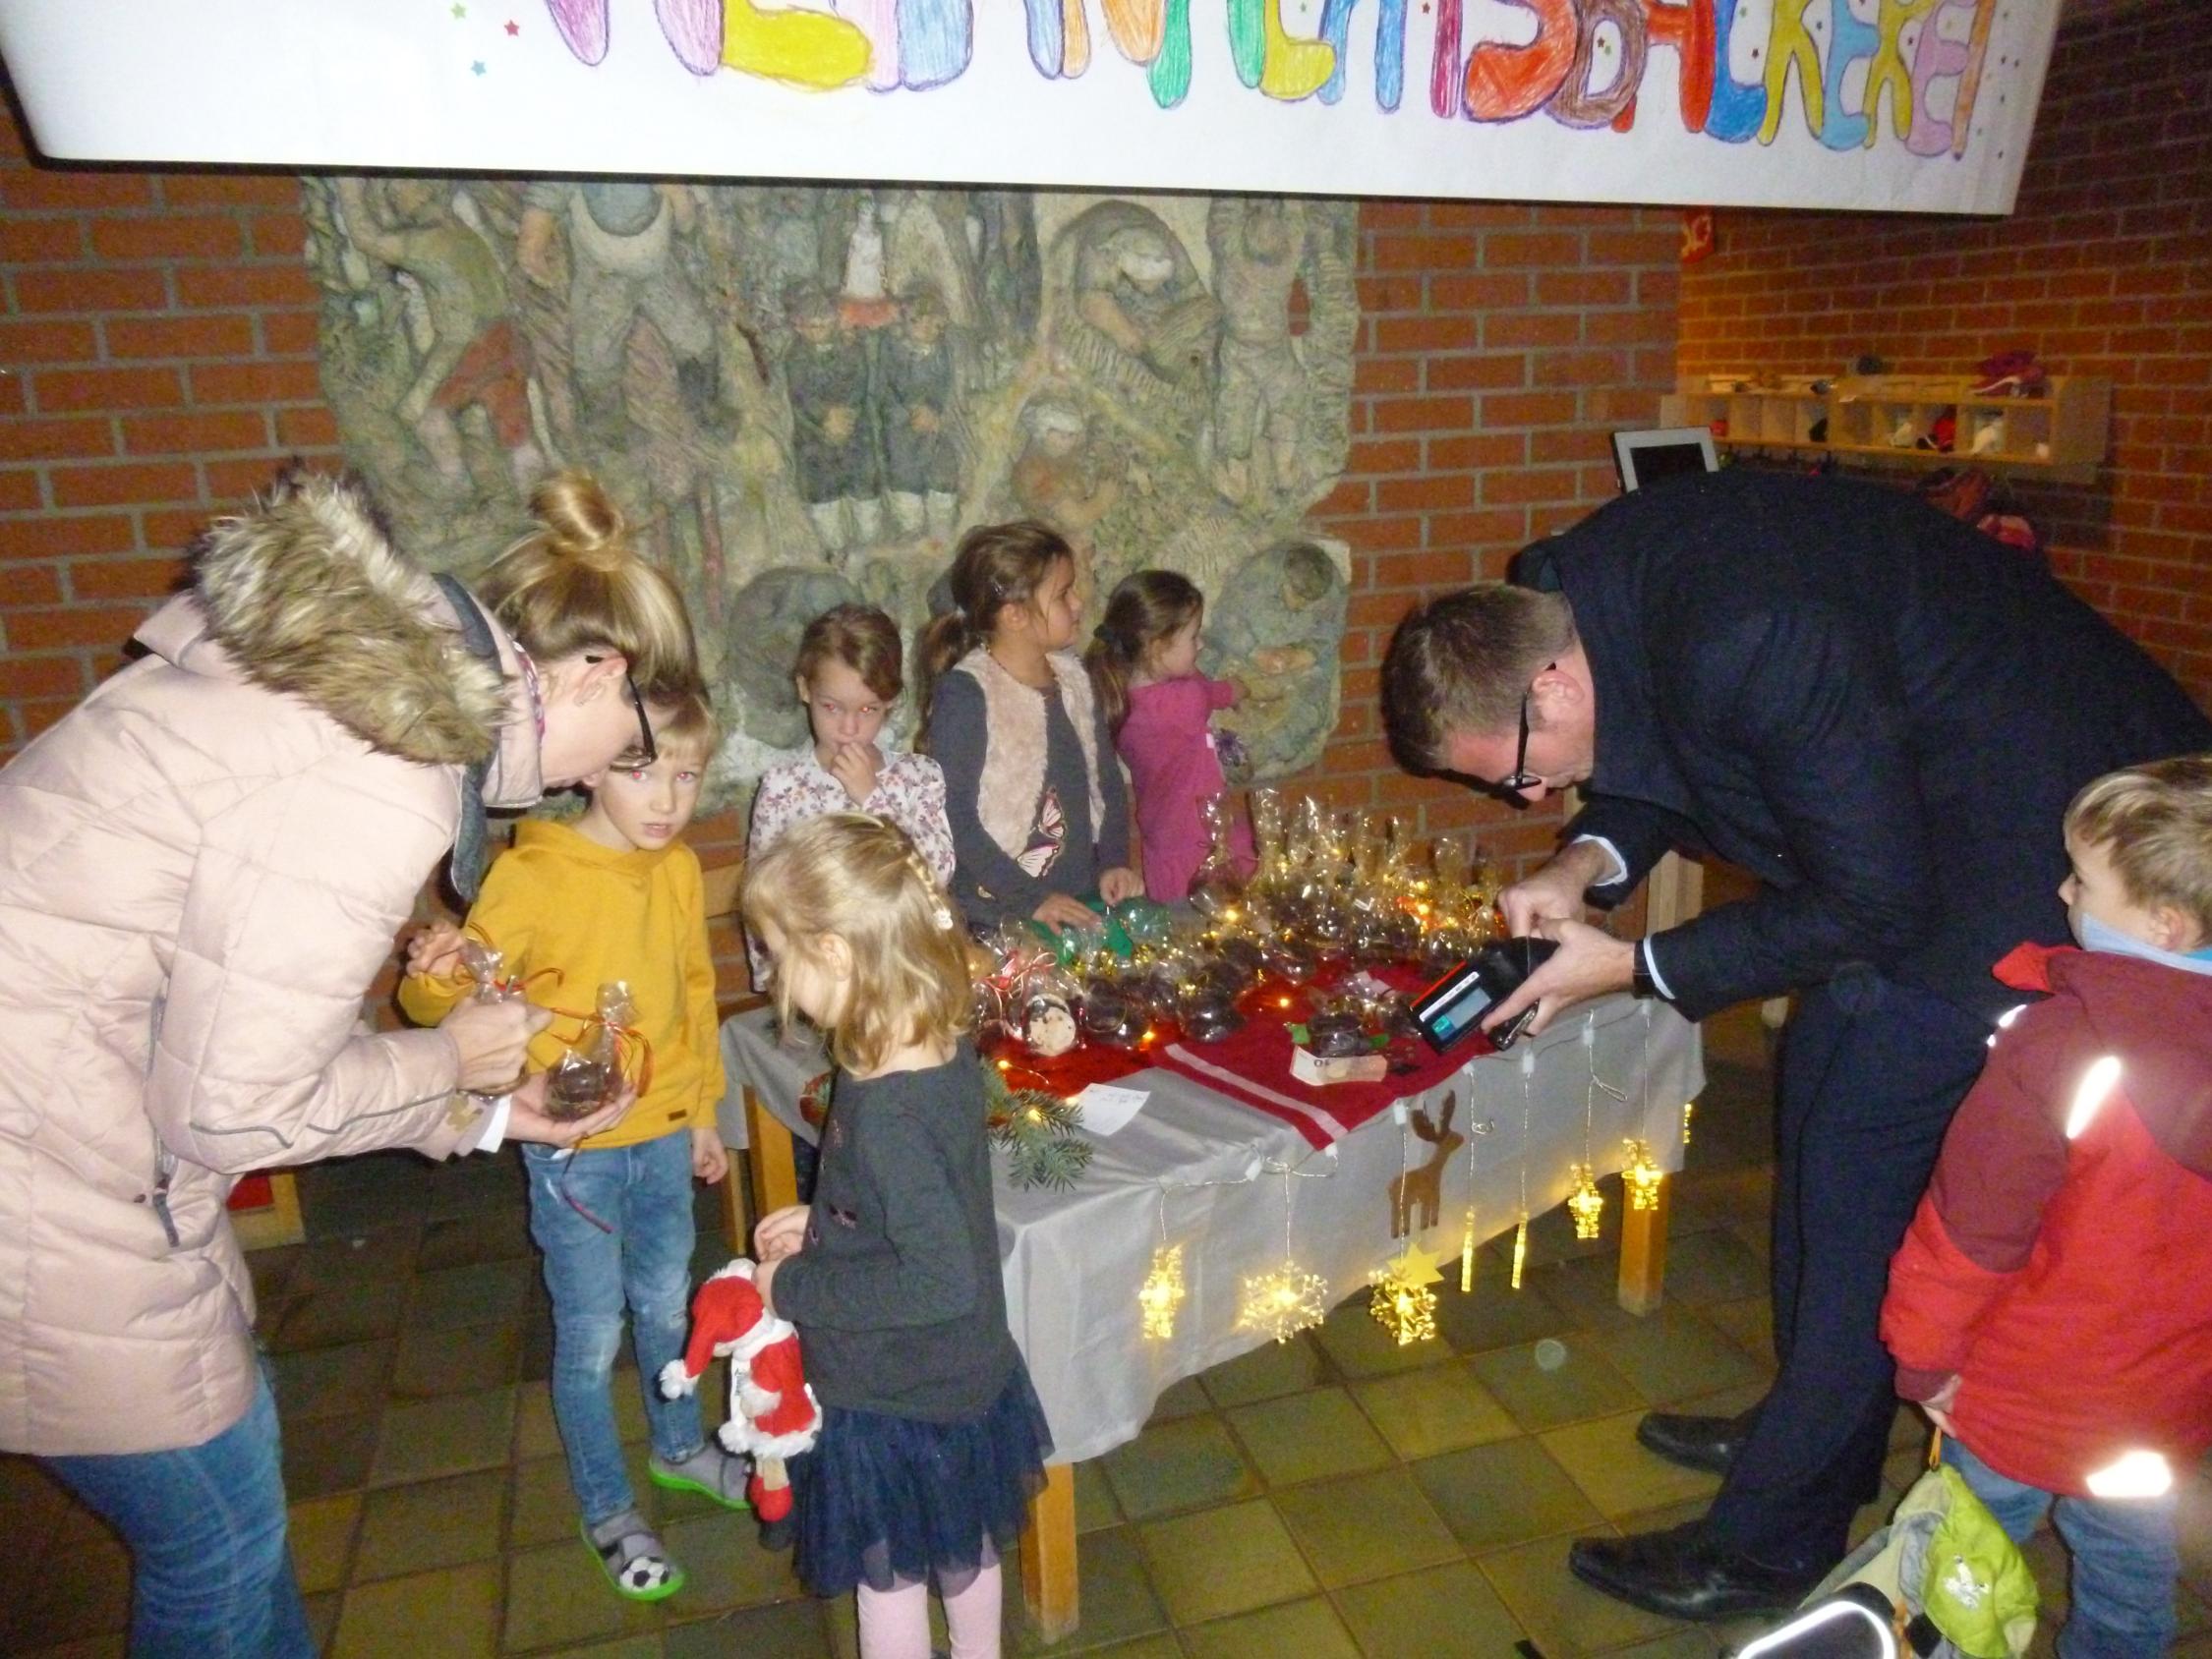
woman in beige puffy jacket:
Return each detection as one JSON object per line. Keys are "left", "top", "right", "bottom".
{"left": 0, "top": 469, "right": 702, "bottom": 1657}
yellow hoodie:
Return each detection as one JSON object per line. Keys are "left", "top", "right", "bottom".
{"left": 400, "top": 819, "right": 724, "bottom": 1151}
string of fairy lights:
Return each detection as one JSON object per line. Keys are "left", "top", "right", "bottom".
{"left": 1134, "top": 1001, "right": 1686, "bottom": 1348}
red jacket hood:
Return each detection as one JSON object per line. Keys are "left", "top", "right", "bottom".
{"left": 1996, "top": 942, "right": 2212, "bottom": 1174}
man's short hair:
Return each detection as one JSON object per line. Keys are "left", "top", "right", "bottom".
{"left": 2065, "top": 754, "right": 2212, "bottom": 937}
{"left": 1381, "top": 584, "right": 1576, "bottom": 773}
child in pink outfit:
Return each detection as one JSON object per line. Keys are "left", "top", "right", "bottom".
{"left": 1085, "top": 570, "right": 1256, "bottom": 904}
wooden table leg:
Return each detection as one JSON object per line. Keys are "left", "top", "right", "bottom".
{"left": 1019, "top": 1463, "right": 1079, "bottom": 1642}
{"left": 744, "top": 1084, "right": 800, "bottom": 1222}
{"left": 1617, "top": 1172, "right": 1671, "bottom": 1316}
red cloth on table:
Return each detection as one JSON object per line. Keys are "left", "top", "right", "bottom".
{"left": 988, "top": 964, "right": 1496, "bottom": 1151}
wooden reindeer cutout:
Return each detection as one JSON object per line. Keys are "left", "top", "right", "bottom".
{"left": 1390, "top": 1091, "right": 1467, "bottom": 1238}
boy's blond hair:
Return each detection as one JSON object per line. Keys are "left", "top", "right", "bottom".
{"left": 650, "top": 686, "right": 720, "bottom": 761}
{"left": 740, "top": 814, "right": 970, "bottom": 1075}
{"left": 2065, "top": 754, "right": 2212, "bottom": 938}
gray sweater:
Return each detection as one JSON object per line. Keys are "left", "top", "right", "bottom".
{"left": 928, "top": 670, "right": 1131, "bottom": 929}
{"left": 769, "top": 1045, "right": 1020, "bottom": 1422}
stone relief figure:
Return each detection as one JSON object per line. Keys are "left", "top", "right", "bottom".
{"left": 1204, "top": 540, "right": 1350, "bottom": 777}
{"left": 875, "top": 285, "right": 963, "bottom": 543}
{"left": 783, "top": 283, "right": 883, "bottom": 559}
{"left": 726, "top": 565, "right": 864, "bottom": 750}
{"left": 306, "top": 180, "right": 1356, "bottom": 798}
{"left": 328, "top": 177, "right": 546, "bottom": 496}
{"left": 1050, "top": 202, "right": 1219, "bottom": 432}
{"left": 517, "top": 181, "right": 723, "bottom": 448}
{"left": 1208, "top": 198, "right": 1311, "bottom": 506}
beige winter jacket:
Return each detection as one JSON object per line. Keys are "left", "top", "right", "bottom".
{"left": 0, "top": 474, "right": 545, "bottom": 1457}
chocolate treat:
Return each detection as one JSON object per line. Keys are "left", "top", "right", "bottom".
{"left": 1303, "top": 1009, "right": 1368, "bottom": 1058}
{"left": 545, "top": 1056, "right": 614, "bottom": 1121}
{"left": 1213, "top": 936, "right": 1265, "bottom": 984}
{"left": 1180, "top": 986, "right": 1245, "bottom": 1044}
{"left": 1079, "top": 984, "right": 1146, "bottom": 1049}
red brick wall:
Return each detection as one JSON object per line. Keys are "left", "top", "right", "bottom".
{"left": 1678, "top": 1, "right": 2212, "bottom": 707}
{"left": 0, "top": 100, "right": 1678, "bottom": 986}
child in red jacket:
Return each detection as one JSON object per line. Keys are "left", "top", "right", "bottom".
{"left": 1882, "top": 755, "right": 2212, "bottom": 1659}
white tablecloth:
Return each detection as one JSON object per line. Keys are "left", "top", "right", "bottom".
{"left": 721, "top": 997, "right": 1702, "bottom": 1463}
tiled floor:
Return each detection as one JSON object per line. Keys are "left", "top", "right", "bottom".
{"left": 6, "top": 1008, "right": 2210, "bottom": 1658}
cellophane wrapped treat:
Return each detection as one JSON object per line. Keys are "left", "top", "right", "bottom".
{"left": 546, "top": 981, "right": 635, "bottom": 1121}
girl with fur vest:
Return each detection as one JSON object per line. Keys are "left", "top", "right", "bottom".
{"left": 919, "top": 520, "right": 1139, "bottom": 936}
{"left": 0, "top": 469, "right": 701, "bottom": 1657}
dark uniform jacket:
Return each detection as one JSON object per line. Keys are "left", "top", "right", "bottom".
{"left": 1514, "top": 469, "right": 2211, "bottom": 1023}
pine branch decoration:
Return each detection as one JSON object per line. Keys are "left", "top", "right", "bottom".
{"left": 983, "top": 1063, "right": 1093, "bottom": 1191}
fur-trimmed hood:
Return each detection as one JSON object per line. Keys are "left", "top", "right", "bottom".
{"left": 135, "top": 470, "right": 542, "bottom": 805}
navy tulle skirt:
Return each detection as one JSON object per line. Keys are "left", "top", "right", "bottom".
{"left": 791, "top": 1359, "right": 1053, "bottom": 1597}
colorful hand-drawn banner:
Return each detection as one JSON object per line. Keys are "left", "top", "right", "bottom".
{"left": 0, "top": 0, "right": 2060, "bottom": 214}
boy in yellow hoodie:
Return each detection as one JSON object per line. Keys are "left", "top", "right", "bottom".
{"left": 401, "top": 688, "right": 741, "bottom": 1603}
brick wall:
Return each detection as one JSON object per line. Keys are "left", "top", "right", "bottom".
{"left": 0, "top": 96, "right": 1678, "bottom": 988}
{"left": 1679, "top": 0, "right": 2212, "bottom": 706}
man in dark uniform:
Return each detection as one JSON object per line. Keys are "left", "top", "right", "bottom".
{"left": 1380, "top": 467, "right": 2211, "bottom": 1620}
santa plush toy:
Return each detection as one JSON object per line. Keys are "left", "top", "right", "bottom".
{"left": 659, "top": 1259, "right": 820, "bottom": 1524}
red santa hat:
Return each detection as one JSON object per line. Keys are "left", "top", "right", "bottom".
{"left": 658, "top": 1259, "right": 795, "bottom": 1399}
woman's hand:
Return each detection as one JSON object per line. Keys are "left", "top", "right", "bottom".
{"left": 754, "top": 1203, "right": 811, "bottom": 1262}
{"left": 690, "top": 1123, "right": 729, "bottom": 1185}
{"left": 1098, "top": 867, "right": 1143, "bottom": 905}
{"left": 503, "top": 1073, "right": 633, "bottom": 1147}
{"left": 407, "top": 921, "right": 468, "bottom": 980}
{"left": 444, "top": 997, "right": 553, "bottom": 1092}
{"left": 1033, "top": 893, "right": 1101, "bottom": 932}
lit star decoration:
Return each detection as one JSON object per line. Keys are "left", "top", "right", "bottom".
{"left": 504, "top": 18, "right": 519, "bottom": 33}
{"left": 450, "top": 2, "right": 466, "bottom": 17}
{"left": 1138, "top": 1243, "right": 1186, "bottom": 1341}
{"left": 1237, "top": 1264, "right": 1329, "bottom": 1344}
{"left": 1567, "top": 1163, "right": 1605, "bottom": 1240}
{"left": 471, "top": 60, "right": 488, "bottom": 75}
{"left": 1622, "top": 1138, "right": 1664, "bottom": 1212}
{"left": 1368, "top": 1239, "right": 1445, "bottom": 1345}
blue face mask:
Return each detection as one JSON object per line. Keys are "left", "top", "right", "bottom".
{"left": 2076, "top": 912, "right": 2212, "bottom": 975}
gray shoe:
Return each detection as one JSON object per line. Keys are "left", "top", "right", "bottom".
{"left": 585, "top": 1508, "right": 683, "bottom": 1602}
{"left": 648, "top": 1442, "right": 752, "bottom": 1510}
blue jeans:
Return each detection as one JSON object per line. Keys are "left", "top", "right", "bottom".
{"left": 523, "top": 1128, "right": 706, "bottom": 1525}
{"left": 45, "top": 1368, "right": 314, "bottom": 1659}
{"left": 1944, "top": 1439, "right": 2180, "bottom": 1659}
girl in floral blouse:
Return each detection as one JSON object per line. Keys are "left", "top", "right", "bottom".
{"left": 746, "top": 604, "right": 955, "bottom": 989}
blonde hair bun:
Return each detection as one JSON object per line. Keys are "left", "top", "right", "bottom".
{"left": 529, "top": 471, "right": 627, "bottom": 571}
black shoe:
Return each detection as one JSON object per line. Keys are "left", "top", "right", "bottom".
{"left": 1635, "top": 1406, "right": 1757, "bottom": 1475}
{"left": 1568, "top": 1522, "right": 1820, "bottom": 1622}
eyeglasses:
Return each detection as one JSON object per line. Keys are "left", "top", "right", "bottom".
{"left": 586, "top": 653, "right": 657, "bottom": 768}
{"left": 1497, "top": 661, "right": 1554, "bottom": 794}
{"left": 620, "top": 668, "right": 657, "bottom": 767}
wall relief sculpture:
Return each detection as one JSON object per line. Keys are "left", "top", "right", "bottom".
{"left": 304, "top": 179, "right": 1358, "bottom": 797}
